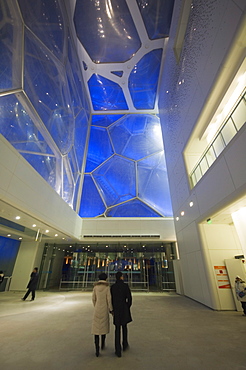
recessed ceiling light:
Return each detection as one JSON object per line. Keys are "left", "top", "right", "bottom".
{"left": 45, "top": 230, "right": 49, "bottom": 233}
{"left": 7, "top": 234, "right": 11, "bottom": 237}
{"left": 15, "top": 216, "right": 20, "bottom": 220}
{"left": 19, "top": 237, "right": 22, "bottom": 240}
{"left": 189, "top": 201, "right": 194, "bottom": 207}
{"left": 32, "top": 224, "right": 36, "bottom": 227}
{"left": 55, "top": 234, "right": 58, "bottom": 237}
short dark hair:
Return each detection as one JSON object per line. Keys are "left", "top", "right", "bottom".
{"left": 116, "top": 271, "right": 123, "bottom": 280}
{"left": 99, "top": 272, "right": 107, "bottom": 281}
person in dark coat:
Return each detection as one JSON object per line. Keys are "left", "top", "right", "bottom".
{"left": 110, "top": 271, "right": 132, "bottom": 357}
{"left": 22, "top": 267, "right": 39, "bottom": 301}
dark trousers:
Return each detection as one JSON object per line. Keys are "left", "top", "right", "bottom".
{"left": 23, "top": 289, "right": 35, "bottom": 300}
{"left": 115, "top": 324, "right": 128, "bottom": 354}
{"left": 241, "top": 301, "right": 246, "bottom": 315}
{"left": 94, "top": 335, "right": 106, "bottom": 350}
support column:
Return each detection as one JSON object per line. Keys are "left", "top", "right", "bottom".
{"left": 10, "top": 241, "right": 44, "bottom": 291}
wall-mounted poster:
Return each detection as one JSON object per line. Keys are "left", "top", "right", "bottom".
{"left": 214, "top": 266, "right": 231, "bottom": 289}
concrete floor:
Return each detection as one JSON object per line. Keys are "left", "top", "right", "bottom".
{"left": 0, "top": 291, "right": 245, "bottom": 370}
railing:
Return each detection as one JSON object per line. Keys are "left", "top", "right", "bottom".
{"left": 190, "top": 91, "right": 246, "bottom": 187}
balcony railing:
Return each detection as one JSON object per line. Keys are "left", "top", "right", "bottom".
{"left": 190, "top": 90, "right": 246, "bottom": 187}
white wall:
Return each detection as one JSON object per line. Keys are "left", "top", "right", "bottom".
{"left": 0, "top": 134, "right": 82, "bottom": 239}
{"left": 81, "top": 217, "right": 176, "bottom": 242}
{"left": 159, "top": 0, "right": 246, "bottom": 309}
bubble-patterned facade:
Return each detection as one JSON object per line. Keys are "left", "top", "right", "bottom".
{"left": 0, "top": 0, "right": 174, "bottom": 218}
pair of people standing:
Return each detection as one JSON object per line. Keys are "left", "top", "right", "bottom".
{"left": 91, "top": 271, "right": 132, "bottom": 357}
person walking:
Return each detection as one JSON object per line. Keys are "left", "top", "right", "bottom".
{"left": 91, "top": 272, "right": 113, "bottom": 357}
{"left": 22, "top": 267, "right": 39, "bottom": 301}
{"left": 235, "top": 275, "right": 246, "bottom": 316}
{"left": 111, "top": 271, "right": 132, "bottom": 358}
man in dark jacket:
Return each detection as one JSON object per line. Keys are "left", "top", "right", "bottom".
{"left": 22, "top": 267, "right": 39, "bottom": 301}
{"left": 111, "top": 271, "right": 132, "bottom": 357}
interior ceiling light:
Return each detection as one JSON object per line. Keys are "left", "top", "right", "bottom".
{"left": 181, "top": 211, "right": 185, "bottom": 216}
{"left": 15, "top": 216, "right": 20, "bottom": 220}
{"left": 7, "top": 234, "right": 11, "bottom": 237}
{"left": 45, "top": 230, "right": 49, "bottom": 233}
{"left": 32, "top": 224, "right": 36, "bottom": 227}
{"left": 189, "top": 201, "right": 194, "bottom": 207}
{"left": 55, "top": 234, "right": 58, "bottom": 237}
{"left": 19, "top": 237, "right": 22, "bottom": 240}
{"left": 176, "top": 217, "right": 179, "bottom": 221}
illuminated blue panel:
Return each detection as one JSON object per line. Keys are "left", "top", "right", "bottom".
{"left": 0, "top": 1, "right": 22, "bottom": 92}
{"left": 85, "top": 127, "right": 114, "bottom": 172}
{"left": 109, "top": 114, "right": 163, "bottom": 160}
{"left": 93, "top": 155, "right": 136, "bottom": 207}
{"left": 0, "top": 236, "right": 20, "bottom": 290}
{"left": 0, "top": 94, "right": 54, "bottom": 155}
{"left": 136, "top": 0, "right": 175, "bottom": 39}
{"left": 129, "top": 49, "right": 162, "bottom": 109}
{"left": 74, "top": 0, "right": 141, "bottom": 63}
{"left": 88, "top": 74, "right": 128, "bottom": 111}
{"left": 111, "top": 71, "right": 124, "bottom": 77}
{"left": 79, "top": 175, "right": 106, "bottom": 217}
{"left": 21, "top": 153, "right": 57, "bottom": 189}
{"left": 18, "top": 0, "right": 65, "bottom": 60}
{"left": 67, "top": 31, "right": 91, "bottom": 117}
{"left": 138, "top": 152, "right": 173, "bottom": 216}
{"left": 92, "top": 115, "right": 125, "bottom": 127}
{"left": 106, "top": 199, "right": 160, "bottom": 217}
{"left": 74, "top": 109, "right": 90, "bottom": 171}
{"left": 68, "top": 148, "right": 79, "bottom": 184}
{"left": 24, "top": 29, "right": 74, "bottom": 154}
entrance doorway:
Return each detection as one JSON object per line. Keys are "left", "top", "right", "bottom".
{"left": 40, "top": 242, "right": 177, "bottom": 292}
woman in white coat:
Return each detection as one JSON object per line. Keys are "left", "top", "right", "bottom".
{"left": 92, "top": 272, "right": 113, "bottom": 356}
{"left": 235, "top": 275, "right": 246, "bottom": 316}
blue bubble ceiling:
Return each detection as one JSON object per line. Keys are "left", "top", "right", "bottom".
{"left": 74, "top": 0, "right": 174, "bottom": 217}
{"left": 0, "top": 0, "right": 174, "bottom": 218}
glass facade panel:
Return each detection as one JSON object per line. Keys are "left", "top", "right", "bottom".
{"left": 129, "top": 49, "right": 162, "bottom": 109}
{"left": 0, "top": 94, "right": 54, "bottom": 155}
{"left": 138, "top": 152, "right": 173, "bottom": 216}
{"left": 221, "top": 118, "right": 237, "bottom": 145}
{"left": 74, "top": 0, "right": 141, "bottom": 63}
{"left": 79, "top": 175, "right": 106, "bottom": 217}
{"left": 109, "top": 114, "right": 163, "bottom": 160}
{"left": 74, "top": 109, "right": 90, "bottom": 172}
{"left": 93, "top": 156, "right": 136, "bottom": 207}
{"left": 85, "top": 127, "right": 114, "bottom": 172}
{"left": 232, "top": 98, "right": 246, "bottom": 131}
{"left": 136, "top": 0, "right": 175, "bottom": 39}
{"left": 92, "top": 115, "right": 125, "bottom": 127}
{"left": 24, "top": 30, "right": 74, "bottom": 155}
{"left": 0, "top": 0, "right": 23, "bottom": 92}
{"left": 63, "top": 160, "right": 74, "bottom": 206}
{"left": 18, "top": 0, "right": 65, "bottom": 61}
{"left": 106, "top": 199, "right": 160, "bottom": 217}
{"left": 21, "top": 152, "right": 57, "bottom": 188}
{"left": 88, "top": 74, "right": 128, "bottom": 111}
